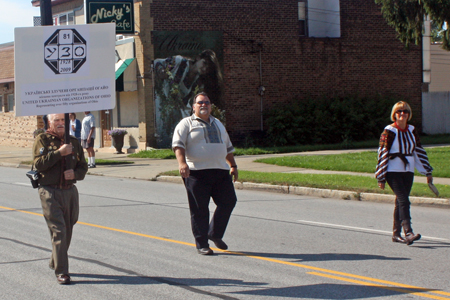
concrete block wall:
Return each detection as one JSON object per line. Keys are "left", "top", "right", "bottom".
{"left": 0, "top": 112, "right": 39, "bottom": 147}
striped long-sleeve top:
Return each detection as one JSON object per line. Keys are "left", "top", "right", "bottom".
{"left": 375, "top": 124, "right": 433, "bottom": 183}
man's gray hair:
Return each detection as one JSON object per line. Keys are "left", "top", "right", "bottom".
{"left": 47, "top": 114, "right": 57, "bottom": 122}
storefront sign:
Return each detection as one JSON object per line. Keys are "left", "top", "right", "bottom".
{"left": 85, "top": 0, "right": 135, "bottom": 34}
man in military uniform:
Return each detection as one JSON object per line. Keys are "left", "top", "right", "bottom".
{"left": 32, "top": 113, "right": 88, "bottom": 284}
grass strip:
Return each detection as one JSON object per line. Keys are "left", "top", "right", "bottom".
{"left": 92, "top": 159, "right": 134, "bottom": 165}
{"left": 21, "top": 159, "right": 134, "bottom": 166}
{"left": 255, "top": 147, "right": 450, "bottom": 178}
{"left": 159, "top": 170, "right": 450, "bottom": 199}
{"left": 127, "top": 134, "right": 450, "bottom": 159}
{"left": 128, "top": 149, "right": 175, "bottom": 159}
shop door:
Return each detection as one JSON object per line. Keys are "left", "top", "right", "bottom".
{"left": 101, "top": 110, "right": 111, "bottom": 147}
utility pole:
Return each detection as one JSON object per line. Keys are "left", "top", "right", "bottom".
{"left": 40, "top": 0, "right": 70, "bottom": 145}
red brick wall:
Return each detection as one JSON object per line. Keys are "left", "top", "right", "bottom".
{"left": 152, "top": 0, "right": 422, "bottom": 141}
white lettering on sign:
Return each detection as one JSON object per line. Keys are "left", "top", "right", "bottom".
{"left": 112, "top": 19, "right": 131, "bottom": 30}
{"left": 91, "top": 5, "right": 125, "bottom": 23}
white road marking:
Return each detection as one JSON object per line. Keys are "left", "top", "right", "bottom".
{"left": 296, "top": 219, "right": 449, "bottom": 242}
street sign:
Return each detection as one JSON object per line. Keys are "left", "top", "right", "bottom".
{"left": 14, "top": 23, "right": 116, "bottom": 117}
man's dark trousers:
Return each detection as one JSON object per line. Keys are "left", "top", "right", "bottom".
{"left": 183, "top": 169, "right": 237, "bottom": 249}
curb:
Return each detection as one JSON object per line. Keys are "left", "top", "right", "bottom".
{"left": 0, "top": 162, "right": 28, "bottom": 169}
{"left": 156, "top": 176, "right": 449, "bottom": 206}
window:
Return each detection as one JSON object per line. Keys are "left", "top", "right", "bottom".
{"left": 54, "top": 12, "right": 75, "bottom": 26}
{"left": 7, "top": 94, "right": 14, "bottom": 112}
{"left": 0, "top": 95, "right": 3, "bottom": 112}
{"left": 299, "top": 0, "right": 341, "bottom": 38}
{"left": 298, "top": 2, "right": 307, "bottom": 36}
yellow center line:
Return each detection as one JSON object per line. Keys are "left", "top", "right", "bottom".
{"left": 0, "top": 206, "right": 43, "bottom": 217}
{"left": 2, "top": 205, "right": 449, "bottom": 299}
{"left": 77, "top": 221, "right": 197, "bottom": 247}
{"left": 308, "top": 272, "right": 450, "bottom": 300}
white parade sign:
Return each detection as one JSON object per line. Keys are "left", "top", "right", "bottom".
{"left": 14, "top": 23, "right": 116, "bottom": 117}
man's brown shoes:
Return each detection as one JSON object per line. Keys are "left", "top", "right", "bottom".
{"left": 392, "top": 235, "right": 406, "bottom": 243}
{"left": 56, "top": 274, "right": 71, "bottom": 284}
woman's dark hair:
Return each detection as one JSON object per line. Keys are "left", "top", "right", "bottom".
{"left": 195, "top": 50, "right": 223, "bottom": 107}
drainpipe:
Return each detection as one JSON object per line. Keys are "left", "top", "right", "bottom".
{"left": 423, "top": 15, "right": 431, "bottom": 86}
{"left": 422, "top": 15, "right": 431, "bottom": 133}
{"left": 258, "top": 43, "right": 265, "bottom": 131}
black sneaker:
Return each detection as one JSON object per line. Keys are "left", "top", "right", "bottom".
{"left": 209, "top": 237, "right": 228, "bottom": 250}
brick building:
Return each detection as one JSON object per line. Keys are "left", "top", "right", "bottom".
{"left": 2, "top": 0, "right": 422, "bottom": 148}
{"left": 148, "top": 0, "right": 422, "bottom": 145}
{"left": 0, "top": 42, "right": 40, "bottom": 147}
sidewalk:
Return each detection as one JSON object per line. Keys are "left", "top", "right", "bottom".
{"left": 1, "top": 145, "right": 448, "bottom": 206}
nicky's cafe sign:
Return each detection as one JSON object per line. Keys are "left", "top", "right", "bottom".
{"left": 85, "top": 0, "right": 135, "bottom": 34}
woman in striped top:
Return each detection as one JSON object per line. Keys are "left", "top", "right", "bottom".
{"left": 375, "top": 101, "right": 433, "bottom": 245}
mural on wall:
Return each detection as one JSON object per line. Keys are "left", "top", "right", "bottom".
{"left": 153, "top": 31, "right": 223, "bottom": 148}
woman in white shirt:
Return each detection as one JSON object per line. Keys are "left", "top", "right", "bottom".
{"left": 375, "top": 101, "right": 433, "bottom": 245}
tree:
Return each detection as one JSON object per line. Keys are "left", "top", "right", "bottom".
{"left": 375, "top": 0, "right": 450, "bottom": 50}
{"left": 431, "top": 21, "right": 444, "bottom": 42}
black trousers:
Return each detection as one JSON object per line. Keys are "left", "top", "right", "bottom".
{"left": 386, "top": 172, "right": 414, "bottom": 221}
{"left": 183, "top": 169, "right": 237, "bottom": 249}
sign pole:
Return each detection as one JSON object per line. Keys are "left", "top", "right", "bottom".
{"left": 40, "top": 0, "right": 70, "bottom": 145}
{"left": 40, "top": 0, "right": 52, "bottom": 26}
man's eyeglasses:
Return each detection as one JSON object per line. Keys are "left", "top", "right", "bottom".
{"left": 196, "top": 101, "right": 211, "bottom": 105}
{"left": 396, "top": 109, "right": 410, "bottom": 114}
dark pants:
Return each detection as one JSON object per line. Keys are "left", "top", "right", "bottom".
{"left": 39, "top": 185, "right": 79, "bottom": 275}
{"left": 183, "top": 169, "right": 237, "bottom": 249}
{"left": 386, "top": 172, "right": 414, "bottom": 221}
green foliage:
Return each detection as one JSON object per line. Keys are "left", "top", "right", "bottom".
{"left": 264, "top": 95, "right": 397, "bottom": 146}
{"left": 210, "top": 104, "right": 226, "bottom": 126}
{"left": 431, "top": 20, "right": 444, "bottom": 42}
{"left": 375, "top": 0, "right": 450, "bottom": 50}
{"left": 420, "top": 133, "right": 450, "bottom": 145}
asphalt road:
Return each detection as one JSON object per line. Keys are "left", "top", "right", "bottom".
{"left": 1, "top": 166, "right": 449, "bottom": 300}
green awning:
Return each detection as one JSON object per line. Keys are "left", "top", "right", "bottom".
{"left": 115, "top": 58, "right": 135, "bottom": 80}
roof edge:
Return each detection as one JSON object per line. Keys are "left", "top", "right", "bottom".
{"left": 32, "top": 0, "right": 74, "bottom": 7}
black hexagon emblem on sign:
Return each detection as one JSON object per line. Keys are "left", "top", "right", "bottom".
{"left": 44, "top": 29, "right": 87, "bottom": 75}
